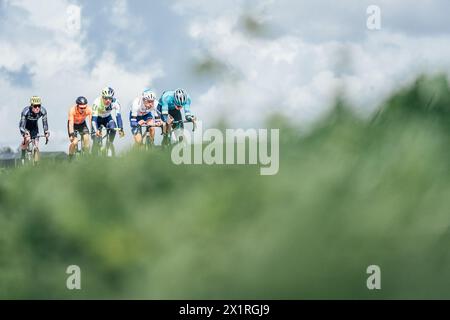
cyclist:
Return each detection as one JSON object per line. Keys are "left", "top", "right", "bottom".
{"left": 91, "top": 87, "right": 124, "bottom": 154}
{"left": 157, "top": 89, "right": 195, "bottom": 145}
{"left": 68, "top": 96, "right": 93, "bottom": 160}
{"left": 19, "top": 96, "right": 50, "bottom": 163}
{"left": 130, "top": 89, "right": 162, "bottom": 148}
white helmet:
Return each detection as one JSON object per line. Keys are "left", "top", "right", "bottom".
{"left": 101, "top": 87, "right": 115, "bottom": 98}
{"left": 142, "top": 89, "right": 156, "bottom": 101}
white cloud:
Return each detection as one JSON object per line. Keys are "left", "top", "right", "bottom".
{"left": 0, "top": 0, "right": 163, "bottom": 151}
{"left": 111, "top": 0, "right": 130, "bottom": 29}
{"left": 2, "top": 0, "right": 450, "bottom": 152}
{"left": 174, "top": 0, "right": 450, "bottom": 129}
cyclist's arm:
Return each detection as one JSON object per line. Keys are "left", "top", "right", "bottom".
{"left": 68, "top": 109, "right": 75, "bottom": 136}
{"left": 114, "top": 100, "right": 123, "bottom": 129}
{"left": 130, "top": 100, "right": 139, "bottom": 128}
{"left": 87, "top": 109, "right": 93, "bottom": 134}
{"left": 159, "top": 99, "right": 169, "bottom": 122}
{"left": 41, "top": 107, "right": 49, "bottom": 133}
{"left": 130, "top": 115, "right": 138, "bottom": 128}
{"left": 184, "top": 97, "right": 194, "bottom": 120}
{"left": 19, "top": 108, "right": 27, "bottom": 135}
{"left": 92, "top": 103, "right": 99, "bottom": 132}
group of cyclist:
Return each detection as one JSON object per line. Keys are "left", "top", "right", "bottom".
{"left": 19, "top": 87, "right": 195, "bottom": 162}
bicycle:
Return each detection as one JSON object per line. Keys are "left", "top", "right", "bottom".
{"left": 22, "top": 135, "right": 49, "bottom": 166}
{"left": 139, "top": 122, "right": 163, "bottom": 151}
{"left": 161, "top": 119, "right": 197, "bottom": 149}
{"left": 92, "top": 127, "right": 122, "bottom": 157}
{"left": 73, "top": 130, "right": 91, "bottom": 159}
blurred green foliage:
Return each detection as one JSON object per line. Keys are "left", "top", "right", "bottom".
{"left": 0, "top": 75, "right": 449, "bottom": 299}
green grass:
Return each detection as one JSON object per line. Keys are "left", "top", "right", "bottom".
{"left": 0, "top": 74, "right": 449, "bottom": 299}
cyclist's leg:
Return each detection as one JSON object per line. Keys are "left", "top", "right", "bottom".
{"left": 132, "top": 115, "right": 143, "bottom": 146}
{"left": 106, "top": 116, "right": 117, "bottom": 144}
{"left": 143, "top": 113, "right": 156, "bottom": 145}
{"left": 161, "top": 118, "right": 172, "bottom": 146}
{"left": 81, "top": 122, "right": 91, "bottom": 153}
{"left": 30, "top": 128, "right": 40, "bottom": 163}
{"left": 20, "top": 130, "right": 31, "bottom": 160}
{"left": 149, "top": 127, "right": 156, "bottom": 145}
{"left": 170, "top": 109, "right": 184, "bottom": 142}
{"left": 103, "top": 116, "right": 116, "bottom": 156}
{"left": 170, "top": 109, "right": 184, "bottom": 129}
{"left": 133, "top": 129, "right": 143, "bottom": 146}
{"left": 141, "top": 113, "right": 155, "bottom": 146}
{"left": 68, "top": 121, "right": 79, "bottom": 157}
{"left": 92, "top": 117, "right": 105, "bottom": 155}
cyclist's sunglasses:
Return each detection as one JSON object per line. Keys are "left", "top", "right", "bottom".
{"left": 32, "top": 105, "right": 41, "bottom": 109}
{"left": 77, "top": 105, "right": 87, "bottom": 110}
{"left": 103, "top": 97, "right": 113, "bottom": 101}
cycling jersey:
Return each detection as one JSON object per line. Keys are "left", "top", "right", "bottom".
{"left": 68, "top": 104, "right": 92, "bottom": 136}
{"left": 19, "top": 106, "right": 49, "bottom": 136}
{"left": 129, "top": 96, "right": 159, "bottom": 128}
{"left": 92, "top": 97, "right": 123, "bottom": 131}
{"left": 157, "top": 91, "right": 192, "bottom": 122}
{"left": 68, "top": 105, "right": 92, "bottom": 125}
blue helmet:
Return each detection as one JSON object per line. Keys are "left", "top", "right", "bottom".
{"left": 174, "top": 89, "right": 188, "bottom": 106}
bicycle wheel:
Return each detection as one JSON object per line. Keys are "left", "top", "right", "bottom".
{"left": 31, "top": 146, "right": 39, "bottom": 166}
{"left": 105, "top": 135, "right": 115, "bottom": 157}
{"left": 24, "top": 150, "right": 33, "bottom": 166}
{"left": 161, "top": 133, "right": 171, "bottom": 150}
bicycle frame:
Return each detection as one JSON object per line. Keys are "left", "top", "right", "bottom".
{"left": 95, "top": 127, "right": 121, "bottom": 157}
{"left": 139, "top": 123, "right": 160, "bottom": 150}
{"left": 161, "top": 119, "right": 197, "bottom": 148}
{"left": 74, "top": 131, "right": 89, "bottom": 157}
{"left": 23, "top": 135, "right": 48, "bottom": 166}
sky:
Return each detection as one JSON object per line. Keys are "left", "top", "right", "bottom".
{"left": 1, "top": 0, "right": 450, "bottom": 151}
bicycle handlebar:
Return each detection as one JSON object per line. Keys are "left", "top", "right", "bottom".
{"left": 139, "top": 123, "right": 162, "bottom": 128}
{"left": 171, "top": 119, "right": 197, "bottom": 132}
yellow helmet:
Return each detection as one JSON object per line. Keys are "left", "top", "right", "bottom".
{"left": 30, "top": 96, "right": 42, "bottom": 106}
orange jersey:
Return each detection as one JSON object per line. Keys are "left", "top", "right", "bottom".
{"left": 68, "top": 105, "right": 92, "bottom": 125}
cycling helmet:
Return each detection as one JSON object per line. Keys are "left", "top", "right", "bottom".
{"left": 174, "top": 89, "right": 188, "bottom": 106}
{"left": 30, "top": 96, "right": 42, "bottom": 106}
{"left": 101, "top": 87, "right": 115, "bottom": 99}
{"left": 76, "top": 96, "right": 88, "bottom": 105}
{"left": 142, "top": 89, "right": 156, "bottom": 101}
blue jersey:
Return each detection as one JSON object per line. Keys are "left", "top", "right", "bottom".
{"left": 158, "top": 91, "right": 192, "bottom": 117}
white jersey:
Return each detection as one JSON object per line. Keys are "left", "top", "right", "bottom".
{"left": 92, "top": 97, "right": 121, "bottom": 118}
{"left": 130, "top": 97, "right": 158, "bottom": 118}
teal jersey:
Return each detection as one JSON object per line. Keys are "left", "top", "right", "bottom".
{"left": 158, "top": 91, "right": 192, "bottom": 116}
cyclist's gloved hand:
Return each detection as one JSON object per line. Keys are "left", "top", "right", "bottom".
{"left": 161, "top": 114, "right": 168, "bottom": 123}
{"left": 45, "top": 131, "right": 50, "bottom": 138}
{"left": 186, "top": 115, "right": 195, "bottom": 122}
{"left": 119, "top": 129, "right": 125, "bottom": 138}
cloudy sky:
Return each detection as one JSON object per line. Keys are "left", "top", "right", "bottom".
{"left": 1, "top": 0, "right": 450, "bottom": 151}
